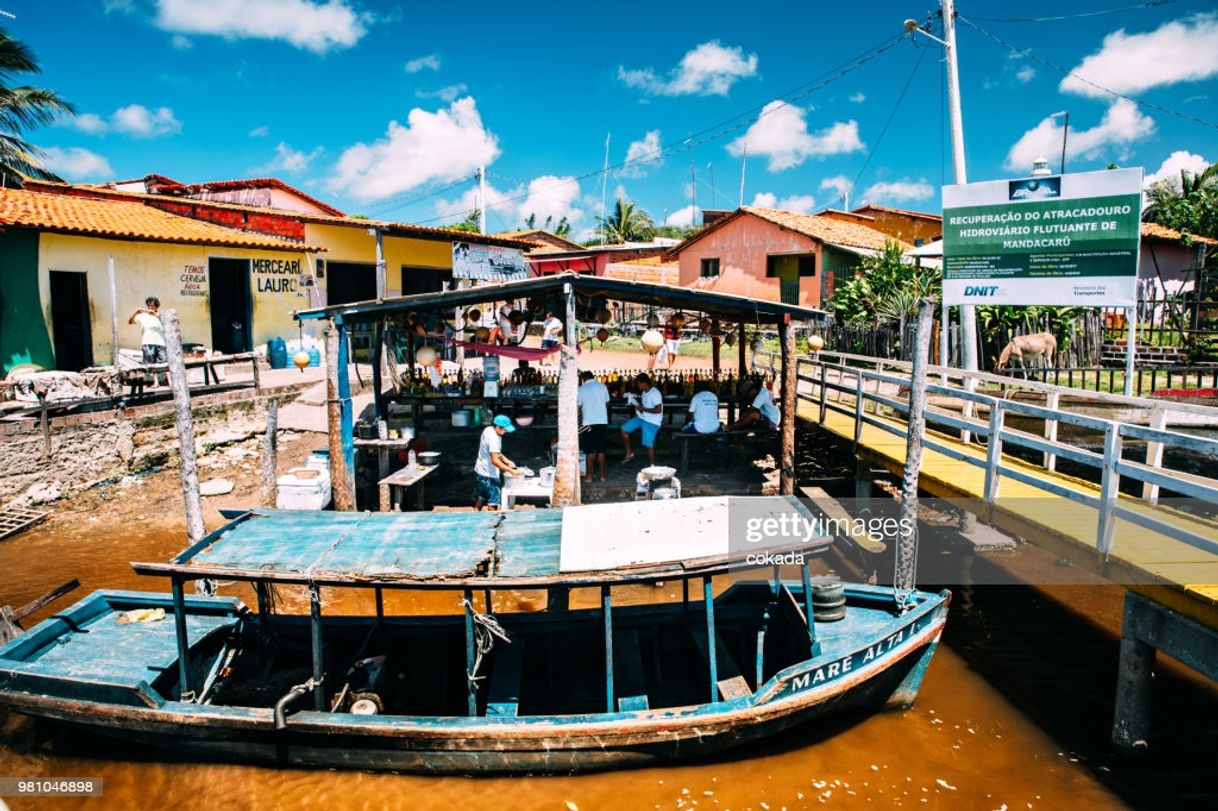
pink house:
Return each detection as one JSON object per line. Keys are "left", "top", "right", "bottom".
{"left": 669, "top": 206, "right": 903, "bottom": 308}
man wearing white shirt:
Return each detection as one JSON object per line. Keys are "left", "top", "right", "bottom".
{"left": 577, "top": 371, "right": 611, "bottom": 482}
{"left": 540, "top": 311, "right": 563, "bottom": 363}
{"left": 683, "top": 381, "right": 721, "bottom": 434}
{"left": 732, "top": 379, "right": 781, "bottom": 431}
{"left": 620, "top": 373, "right": 663, "bottom": 465}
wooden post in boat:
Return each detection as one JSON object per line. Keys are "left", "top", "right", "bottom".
{"left": 326, "top": 320, "right": 356, "bottom": 511}
{"left": 895, "top": 299, "right": 935, "bottom": 603}
{"left": 552, "top": 280, "right": 581, "bottom": 507}
{"left": 602, "top": 585, "right": 614, "bottom": 712}
{"left": 260, "top": 399, "right": 279, "bottom": 507}
{"left": 309, "top": 584, "right": 324, "bottom": 711}
{"left": 463, "top": 589, "right": 477, "bottom": 716}
{"left": 171, "top": 578, "right": 192, "bottom": 700}
{"left": 703, "top": 577, "right": 718, "bottom": 703}
{"left": 162, "top": 309, "right": 206, "bottom": 543}
{"left": 801, "top": 561, "right": 820, "bottom": 655}
{"left": 778, "top": 315, "right": 797, "bottom": 496}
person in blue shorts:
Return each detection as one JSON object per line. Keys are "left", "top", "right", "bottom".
{"left": 473, "top": 415, "right": 522, "bottom": 510}
{"left": 620, "top": 373, "right": 663, "bottom": 466}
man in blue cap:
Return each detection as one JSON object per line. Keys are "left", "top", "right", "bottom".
{"left": 474, "top": 414, "right": 522, "bottom": 510}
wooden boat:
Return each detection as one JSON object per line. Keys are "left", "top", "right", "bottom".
{"left": 0, "top": 497, "right": 948, "bottom": 773}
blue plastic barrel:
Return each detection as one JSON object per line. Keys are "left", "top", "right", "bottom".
{"left": 307, "top": 347, "right": 321, "bottom": 367}
{"left": 268, "top": 337, "right": 288, "bottom": 369}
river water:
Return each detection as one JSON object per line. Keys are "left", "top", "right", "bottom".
{"left": 0, "top": 499, "right": 1149, "bottom": 811}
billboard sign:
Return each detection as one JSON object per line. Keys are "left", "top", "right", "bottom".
{"left": 452, "top": 241, "right": 529, "bottom": 282}
{"left": 942, "top": 167, "right": 1142, "bottom": 306}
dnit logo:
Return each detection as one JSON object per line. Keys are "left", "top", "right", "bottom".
{"left": 963, "top": 285, "right": 999, "bottom": 296}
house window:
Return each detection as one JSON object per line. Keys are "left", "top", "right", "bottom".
{"left": 700, "top": 257, "right": 720, "bottom": 277}
{"left": 798, "top": 255, "right": 816, "bottom": 277}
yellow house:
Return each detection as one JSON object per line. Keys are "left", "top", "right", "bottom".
{"left": 4, "top": 181, "right": 534, "bottom": 372}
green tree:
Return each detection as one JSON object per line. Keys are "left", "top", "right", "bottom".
{"left": 595, "top": 198, "right": 655, "bottom": 243}
{"left": 824, "top": 241, "right": 939, "bottom": 326}
{"left": 1143, "top": 162, "right": 1218, "bottom": 247}
{"left": 0, "top": 28, "right": 73, "bottom": 185}
{"left": 654, "top": 224, "right": 695, "bottom": 240}
{"left": 450, "top": 208, "right": 481, "bottom": 233}
{"left": 521, "top": 212, "right": 572, "bottom": 238}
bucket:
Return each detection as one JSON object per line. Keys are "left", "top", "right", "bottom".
{"left": 451, "top": 410, "right": 471, "bottom": 427}
{"left": 538, "top": 466, "right": 556, "bottom": 486}
{"left": 267, "top": 337, "right": 288, "bottom": 370}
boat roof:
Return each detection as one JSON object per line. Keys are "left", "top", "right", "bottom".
{"left": 132, "top": 497, "right": 831, "bottom": 589}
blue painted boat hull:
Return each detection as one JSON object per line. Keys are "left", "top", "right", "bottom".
{"left": 0, "top": 585, "right": 948, "bottom": 774}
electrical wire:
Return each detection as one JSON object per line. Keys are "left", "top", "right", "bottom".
{"left": 962, "top": 0, "right": 1174, "bottom": 24}
{"left": 958, "top": 14, "right": 1218, "bottom": 131}
{"left": 363, "top": 174, "right": 478, "bottom": 219}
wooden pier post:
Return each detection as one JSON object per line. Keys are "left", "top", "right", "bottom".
{"left": 778, "top": 315, "right": 797, "bottom": 496}
{"left": 260, "top": 399, "right": 279, "bottom": 507}
{"left": 326, "top": 320, "right": 356, "bottom": 511}
{"left": 552, "top": 281, "right": 581, "bottom": 507}
{"left": 1113, "top": 601, "right": 1154, "bottom": 753}
{"left": 162, "top": 309, "right": 206, "bottom": 543}
{"left": 894, "top": 299, "right": 935, "bottom": 599}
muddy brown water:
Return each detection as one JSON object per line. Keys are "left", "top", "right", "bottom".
{"left": 0, "top": 508, "right": 1133, "bottom": 811}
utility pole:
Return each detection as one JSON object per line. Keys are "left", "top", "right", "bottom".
{"left": 600, "top": 133, "right": 611, "bottom": 228}
{"left": 477, "top": 165, "right": 486, "bottom": 235}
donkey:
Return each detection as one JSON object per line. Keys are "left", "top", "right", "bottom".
{"left": 995, "top": 332, "right": 1057, "bottom": 373}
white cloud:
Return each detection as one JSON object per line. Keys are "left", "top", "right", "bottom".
{"left": 405, "top": 53, "right": 442, "bottom": 73}
{"left": 171, "top": 34, "right": 193, "bottom": 49}
{"left": 40, "top": 147, "right": 114, "bottom": 180}
{"left": 620, "top": 130, "right": 664, "bottom": 178}
{"left": 849, "top": 92, "right": 866, "bottom": 103}
{"left": 750, "top": 192, "right": 815, "bottom": 213}
{"left": 249, "top": 125, "right": 270, "bottom": 138}
{"left": 329, "top": 97, "right": 500, "bottom": 202}
{"left": 1005, "top": 99, "right": 1155, "bottom": 171}
{"left": 862, "top": 179, "right": 934, "bottom": 203}
{"left": 67, "top": 104, "right": 181, "bottom": 138}
{"left": 1015, "top": 65, "right": 1036, "bottom": 84}
{"left": 153, "top": 0, "right": 367, "bottom": 54}
{"left": 436, "top": 175, "right": 585, "bottom": 231}
{"left": 1061, "top": 13, "right": 1218, "bottom": 98}
{"left": 728, "top": 101, "right": 863, "bottom": 171}
{"left": 416, "top": 83, "right": 468, "bottom": 103}
{"left": 819, "top": 175, "right": 854, "bottom": 204}
{"left": 618, "top": 41, "right": 758, "bottom": 97}
{"left": 259, "top": 142, "right": 323, "bottom": 174}
{"left": 665, "top": 204, "right": 702, "bottom": 227}
{"left": 1145, "top": 150, "right": 1210, "bottom": 187}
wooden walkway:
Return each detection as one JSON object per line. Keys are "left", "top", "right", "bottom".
{"left": 798, "top": 396, "right": 1218, "bottom": 628}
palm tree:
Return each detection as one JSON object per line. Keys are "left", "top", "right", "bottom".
{"left": 449, "top": 208, "right": 481, "bottom": 233}
{"left": 595, "top": 198, "right": 655, "bottom": 243}
{"left": 0, "top": 28, "right": 73, "bottom": 185}
{"left": 1143, "top": 162, "right": 1218, "bottom": 225}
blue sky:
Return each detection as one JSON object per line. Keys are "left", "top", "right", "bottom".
{"left": 14, "top": 0, "right": 1218, "bottom": 238}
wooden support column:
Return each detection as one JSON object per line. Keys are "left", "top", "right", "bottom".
{"left": 711, "top": 323, "right": 721, "bottom": 380}
{"left": 162, "top": 309, "right": 206, "bottom": 543}
{"left": 309, "top": 585, "right": 324, "bottom": 711}
{"left": 326, "top": 320, "right": 357, "bottom": 511}
{"left": 260, "top": 399, "right": 279, "bottom": 507}
{"left": 464, "top": 589, "right": 477, "bottom": 716}
{"left": 171, "top": 578, "right": 192, "bottom": 700}
{"left": 778, "top": 316, "right": 797, "bottom": 496}
{"left": 372, "top": 319, "right": 386, "bottom": 424}
{"left": 553, "top": 281, "right": 581, "bottom": 507}
{"left": 602, "top": 585, "right": 614, "bottom": 713}
{"left": 1113, "top": 592, "right": 1154, "bottom": 753}
{"left": 703, "top": 577, "right": 717, "bottom": 703}
{"left": 895, "top": 299, "right": 935, "bottom": 602}
{"left": 738, "top": 323, "right": 747, "bottom": 377}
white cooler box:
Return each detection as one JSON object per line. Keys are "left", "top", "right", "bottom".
{"left": 276, "top": 467, "right": 332, "bottom": 510}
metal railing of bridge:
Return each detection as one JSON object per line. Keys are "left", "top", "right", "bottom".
{"left": 753, "top": 348, "right": 1218, "bottom": 561}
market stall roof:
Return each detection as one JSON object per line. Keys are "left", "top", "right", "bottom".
{"left": 131, "top": 497, "right": 829, "bottom": 588}
{"left": 295, "top": 271, "right": 826, "bottom": 324}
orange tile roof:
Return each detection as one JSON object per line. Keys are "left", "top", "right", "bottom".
{"left": 852, "top": 203, "right": 943, "bottom": 221}
{"left": 0, "top": 187, "right": 323, "bottom": 252}
{"left": 21, "top": 180, "right": 535, "bottom": 250}
{"left": 670, "top": 206, "right": 905, "bottom": 256}
{"left": 1141, "top": 221, "right": 1218, "bottom": 246}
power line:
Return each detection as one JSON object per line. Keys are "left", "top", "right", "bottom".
{"left": 406, "top": 32, "right": 909, "bottom": 226}
{"left": 363, "top": 174, "right": 476, "bottom": 218}
{"left": 962, "top": 0, "right": 1174, "bottom": 24}
{"left": 958, "top": 14, "right": 1218, "bottom": 131}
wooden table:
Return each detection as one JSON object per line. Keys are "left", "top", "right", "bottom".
{"left": 356, "top": 437, "right": 415, "bottom": 494}
{"left": 501, "top": 476, "right": 553, "bottom": 510}
{"left": 377, "top": 464, "right": 438, "bottom": 512}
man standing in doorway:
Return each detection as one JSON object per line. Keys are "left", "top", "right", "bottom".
{"left": 473, "top": 415, "right": 522, "bottom": 511}
{"left": 128, "top": 296, "right": 167, "bottom": 389}
{"left": 540, "top": 310, "right": 563, "bottom": 363}
{"left": 577, "top": 371, "right": 610, "bottom": 482}
{"left": 620, "top": 373, "right": 663, "bottom": 466}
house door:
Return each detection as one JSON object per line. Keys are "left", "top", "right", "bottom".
{"left": 208, "top": 258, "right": 252, "bottom": 354}
{"left": 48, "top": 271, "right": 93, "bottom": 371}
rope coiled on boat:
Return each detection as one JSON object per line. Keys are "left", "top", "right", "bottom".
{"left": 461, "top": 598, "right": 511, "bottom": 687}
